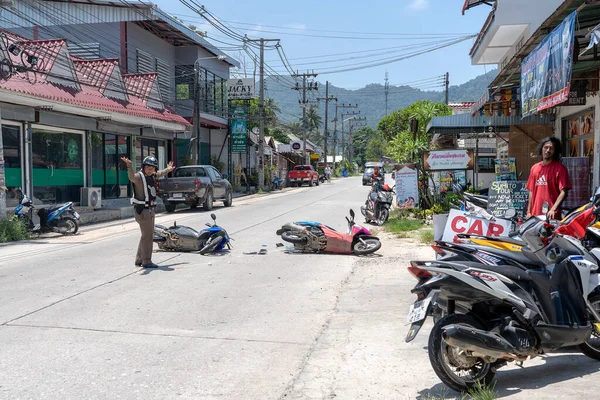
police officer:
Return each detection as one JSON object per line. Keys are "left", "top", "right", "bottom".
{"left": 121, "top": 155, "right": 175, "bottom": 268}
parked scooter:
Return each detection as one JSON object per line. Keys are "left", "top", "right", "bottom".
{"left": 271, "top": 176, "right": 283, "bottom": 190}
{"left": 276, "top": 209, "right": 381, "bottom": 255}
{"left": 361, "top": 183, "right": 395, "bottom": 225}
{"left": 153, "top": 213, "right": 231, "bottom": 255}
{"left": 406, "top": 209, "right": 600, "bottom": 392}
{"left": 13, "top": 190, "right": 80, "bottom": 235}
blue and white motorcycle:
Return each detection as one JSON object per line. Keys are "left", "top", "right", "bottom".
{"left": 153, "top": 213, "right": 231, "bottom": 255}
{"left": 13, "top": 190, "right": 80, "bottom": 235}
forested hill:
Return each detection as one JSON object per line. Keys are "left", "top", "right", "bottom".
{"left": 264, "top": 69, "right": 498, "bottom": 128}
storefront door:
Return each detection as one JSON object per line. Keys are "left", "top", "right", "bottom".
{"left": 1, "top": 123, "right": 23, "bottom": 207}
{"left": 31, "top": 127, "right": 84, "bottom": 204}
{"left": 91, "top": 133, "right": 131, "bottom": 199}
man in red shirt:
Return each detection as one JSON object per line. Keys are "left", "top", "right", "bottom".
{"left": 526, "top": 137, "right": 571, "bottom": 220}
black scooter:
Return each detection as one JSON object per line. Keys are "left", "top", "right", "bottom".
{"left": 361, "top": 184, "right": 395, "bottom": 226}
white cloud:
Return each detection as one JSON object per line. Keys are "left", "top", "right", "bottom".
{"left": 408, "top": 0, "right": 429, "bottom": 10}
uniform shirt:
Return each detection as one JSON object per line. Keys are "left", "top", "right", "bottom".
{"left": 127, "top": 164, "right": 171, "bottom": 206}
{"left": 526, "top": 160, "right": 571, "bottom": 218}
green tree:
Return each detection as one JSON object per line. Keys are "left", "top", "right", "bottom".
{"left": 380, "top": 100, "right": 452, "bottom": 162}
{"left": 364, "top": 131, "right": 387, "bottom": 162}
{"left": 352, "top": 126, "right": 376, "bottom": 166}
{"left": 302, "top": 107, "right": 322, "bottom": 145}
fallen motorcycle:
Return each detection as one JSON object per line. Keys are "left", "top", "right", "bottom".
{"left": 276, "top": 209, "right": 381, "bottom": 255}
{"left": 153, "top": 213, "right": 231, "bottom": 255}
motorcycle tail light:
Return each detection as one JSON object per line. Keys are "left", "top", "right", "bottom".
{"left": 431, "top": 245, "right": 446, "bottom": 256}
{"left": 195, "top": 179, "right": 200, "bottom": 188}
{"left": 408, "top": 265, "right": 433, "bottom": 279}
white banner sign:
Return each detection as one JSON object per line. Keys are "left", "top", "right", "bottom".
{"left": 425, "top": 150, "right": 472, "bottom": 170}
{"left": 395, "top": 165, "right": 419, "bottom": 209}
{"left": 227, "top": 78, "right": 255, "bottom": 100}
{"left": 441, "top": 209, "right": 512, "bottom": 243}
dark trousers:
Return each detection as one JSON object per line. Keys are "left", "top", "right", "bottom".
{"left": 134, "top": 207, "right": 155, "bottom": 264}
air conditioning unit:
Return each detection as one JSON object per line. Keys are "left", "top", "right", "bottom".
{"left": 80, "top": 187, "right": 102, "bottom": 209}
{"left": 119, "top": 185, "right": 129, "bottom": 198}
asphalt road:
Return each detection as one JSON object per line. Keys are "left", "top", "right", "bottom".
{"left": 1, "top": 176, "right": 600, "bottom": 400}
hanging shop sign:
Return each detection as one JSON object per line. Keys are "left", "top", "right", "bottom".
{"left": 394, "top": 164, "right": 419, "bottom": 209}
{"left": 565, "top": 85, "right": 587, "bottom": 106}
{"left": 231, "top": 120, "right": 247, "bottom": 153}
{"left": 521, "top": 11, "right": 576, "bottom": 117}
{"left": 423, "top": 150, "right": 473, "bottom": 170}
{"left": 227, "top": 78, "right": 255, "bottom": 100}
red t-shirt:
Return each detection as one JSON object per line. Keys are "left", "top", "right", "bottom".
{"left": 526, "top": 160, "right": 571, "bottom": 218}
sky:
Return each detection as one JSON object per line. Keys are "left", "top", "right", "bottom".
{"left": 150, "top": 0, "right": 496, "bottom": 91}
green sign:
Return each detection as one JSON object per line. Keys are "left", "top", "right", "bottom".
{"left": 231, "top": 120, "right": 247, "bottom": 153}
{"left": 231, "top": 105, "right": 248, "bottom": 120}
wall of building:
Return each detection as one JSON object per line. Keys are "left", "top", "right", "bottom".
{"left": 554, "top": 94, "right": 600, "bottom": 188}
{"left": 508, "top": 123, "right": 553, "bottom": 181}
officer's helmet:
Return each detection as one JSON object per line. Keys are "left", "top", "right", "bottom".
{"left": 142, "top": 156, "right": 159, "bottom": 169}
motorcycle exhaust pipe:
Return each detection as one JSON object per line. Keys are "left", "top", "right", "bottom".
{"left": 442, "top": 324, "right": 519, "bottom": 361}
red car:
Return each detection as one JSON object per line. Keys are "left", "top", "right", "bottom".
{"left": 288, "top": 165, "right": 320, "bottom": 187}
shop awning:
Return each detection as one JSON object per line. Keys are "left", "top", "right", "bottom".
{"left": 427, "top": 113, "right": 555, "bottom": 135}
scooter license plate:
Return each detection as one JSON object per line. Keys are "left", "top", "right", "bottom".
{"left": 72, "top": 211, "right": 80, "bottom": 219}
{"left": 406, "top": 297, "right": 432, "bottom": 324}
{"left": 172, "top": 193, "right": 183, "bottom": 198}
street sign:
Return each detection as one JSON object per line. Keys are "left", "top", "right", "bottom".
{"left": 227, "top": 78, "right": 255, "bottom": 100}
{"left": 423, "top": 150, "right": 473, "bottom": 170}
{"left": 231, "top": 120, "right": 247, "bottom": 153}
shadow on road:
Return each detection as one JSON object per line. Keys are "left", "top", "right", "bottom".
{"left": 416, "top": 352, "right": 600, "bottom": 399}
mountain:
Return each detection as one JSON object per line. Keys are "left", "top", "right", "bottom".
{"left": 264, "top": 69, "right": 498, "bottom": 129}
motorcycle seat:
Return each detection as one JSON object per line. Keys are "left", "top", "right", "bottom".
{"left": 449, "top": 261, "right": 533, "bottom": 282}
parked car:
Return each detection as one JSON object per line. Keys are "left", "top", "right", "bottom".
{"left": 288, "top": 165, "right": 320, "bottom": 187}
{"left": 157, "top": 165, "right": 233, "bottom": 213}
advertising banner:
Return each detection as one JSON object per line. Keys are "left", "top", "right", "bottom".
{"left": 231, "top": 120, "right": 247, "bottom": 153}
{"left": 441, "top": 209, "right": 512, "bottom": 243}
{"left": 521, "top": 11, "right": 576, "bottom": 117}
{"left": 227, "top": 78, "right": 255, "bottom": 100}
{"left": 394, "top": 164, "right": 419, "bottom": 209}
{"left": 423, "top": 150, "right": 473, "bottom": 170}
{"left": 494, "top": 158, "right": 517, "bottom": 181}
{"left": 487, "top": 181, "right": 529, "bottom": 218}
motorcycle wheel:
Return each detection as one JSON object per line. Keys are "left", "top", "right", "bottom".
{"left": 281, "top": 231, "right": 308, "bottom": 244}
{"left": 578, "top": 293, "right": 600, "bottom": 360}
{"left": 428, "top": 314, "right": 495, "bottom": 393}
{"left": 55, "top": 216, "right": 79, "bottom": 235}
{"left": 376, "top": 208, "right": 389, "bottom": 226}
{"left": 199, "top": 235, "right": 222, "bottom": 255}
{"left": 352, "top": 238, "right": 381, "bottom": 255}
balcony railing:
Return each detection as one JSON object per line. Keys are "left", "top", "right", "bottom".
{"left": 175, "top": 65, "right": 227, "bottom": 119}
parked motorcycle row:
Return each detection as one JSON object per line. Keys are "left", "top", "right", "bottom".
{"left": 405, "top": 188, "right": 600, "bottom": 392}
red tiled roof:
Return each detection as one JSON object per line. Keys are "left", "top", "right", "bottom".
{"left": 123, "top": 73, "right": 157, "bottom": 103}
{"left": 73, "top": 58, "right": 118, "bottom": 93}
{"left": 0, "top": 31, "right": 189, "bottom": 127}
{"left": 0, "top": 75, "right": 189, "bottom": 125}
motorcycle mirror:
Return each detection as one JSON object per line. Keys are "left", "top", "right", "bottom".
{"left": 504, "top": 208, "right": 516, "bottom": 218}
{"left": 211, "top": 213, "right": 216, "bottom": 221}
{"left": 349, "top": 209, "right": 355, "bottom": 218}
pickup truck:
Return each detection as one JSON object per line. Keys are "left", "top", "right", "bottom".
{"left": 288, "top": 165, "right": 320, "bottom": 187}
{"left": 157, "top": 165, "right": 233, "bottom": 213}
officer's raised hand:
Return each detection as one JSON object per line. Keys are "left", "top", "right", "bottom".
{"left": 121, "top": 157, "right": 132, "bottom": 167}
{"left": 167, "top": 161, "right": 175, "bottom": 172}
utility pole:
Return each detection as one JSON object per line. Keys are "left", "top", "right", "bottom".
{"left": 384, "top": 71, "right": 389, "bottom": 116}
{"left": 292, "top": 71, "right": 318, "bottom": 164}
{"left": 317, "top": 81, "right": 337, "bottom": 167}
{"left": 245, "top": 37, "right": 280, "bottom": 190}
{"left": 445, "top": 72, "right": 450, "bottom": 105}
{"left": 341, "top": 108, "right": 360, "bottom": 163}
{"left": 348, "top": 117, "right": 367, "bottom": 164}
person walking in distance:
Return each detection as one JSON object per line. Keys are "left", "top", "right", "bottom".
{"left": 324, "top": 165, "right": 331, "bottom": 182}
{"left": 526, "top": 137, "right": 571, "bottom": 220}
{"left": 121, "top": 155, "right": 175, "bottom": 268}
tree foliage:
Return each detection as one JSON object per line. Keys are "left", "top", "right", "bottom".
{"left": 351, "top": 127, "right": 375, "bottom": 166}
{"left": 379, "top": 100, "right": 452, "bottom": 163}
